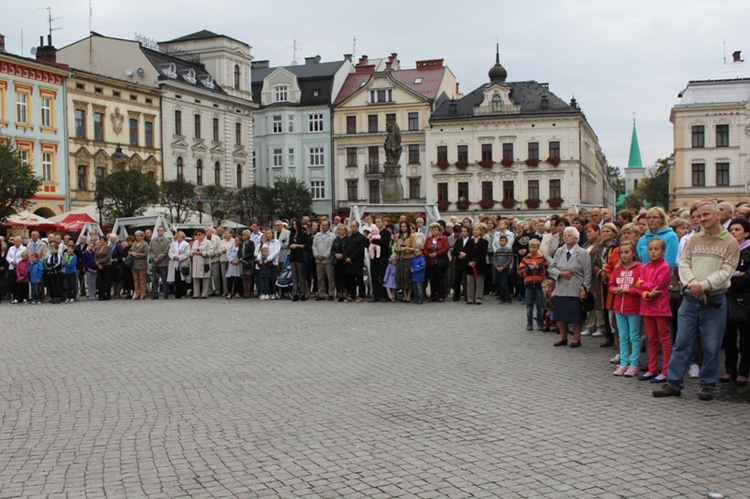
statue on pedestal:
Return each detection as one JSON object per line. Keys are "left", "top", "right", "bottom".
{"left": 381, "top": 122, "right": 404, "bottom": 203}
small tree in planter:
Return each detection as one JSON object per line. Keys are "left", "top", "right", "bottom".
{"left": 455, "top": 160, "right": 469, "bottom": 170}
{"left": 456, "top": 199, "right": 470, "bottom": 211}
{"left": 437, "top": 199, "right": 450, "bottom": 212}
{"left": 547, "top": 156, "right": 561, "bottom": 167}
{"left": 548, "top": 196, "right": 564, "bottom": 209}
{"left": 501, "top": 198, "right": 516, "bottom": 209}
{"left": 437, "top": 160, "right": 450, "bottom": 170}
{"left": 500, "top": 157, "right": 514, "bottom": 168}
{"left": 478, "top": 159, "right": 494, "bottom": 169}
{"left": 525, "top": 198, "right": 541, "bottom": 209}
{"left": 479, "top": 199, "right": 495, "bottom": 210}
{"left": 525, "top": 158, "right": 540, "bottom": 167}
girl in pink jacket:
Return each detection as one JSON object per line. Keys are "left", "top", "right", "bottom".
{"left": 635, "top": 238, "right": 673, "bottom": 382}
{"left": 609, "top": 241, "right": 643, "bottom": 377}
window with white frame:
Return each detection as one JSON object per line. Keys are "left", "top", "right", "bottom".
{"left": 19, "top": 150, "right": 29, "bottom": 167}
{"left": 275, "top": 85, "right": 288, "bottom": 102}
{"left": 40, "top": 97, "right": 51, "bottom": 127}
{"left": 370, "top": 89, "right": 393, "bottom": 103}
{"left": 42, "top": 152, "right": 52, "bottom": 182}
{"left": 273, "top": 148, "right": 283, "bottom": 166}
{"left": 310, "top": 180, "right": 325, "bottom": 200}
{"left": 309, "top": 113, "right": 324, "bottom": 132}
{"left": 288, "top": 148, "right": 295, "bottom": 166}
{"left": 287, "top": 115, "right": 294, "bottom": 133}
{"left": 309, "top": 147, "right": 324, "bottom": 166}
{"left": 272, "top": 115, "right": 282, "bottom": 133}
{"left": 16, "top": 92, "right": 28, "bottom": 122}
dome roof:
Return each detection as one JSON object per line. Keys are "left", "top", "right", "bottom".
{"left": 489, "top": 44, "right": 507, "bottom": 83}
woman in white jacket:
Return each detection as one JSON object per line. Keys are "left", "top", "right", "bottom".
{"left": 167, "top": 231, "right": 191, "bottom": 299}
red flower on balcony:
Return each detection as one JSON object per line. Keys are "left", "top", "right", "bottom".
{"left": 478, "top": 159, "right": 494, "bottom": 169}
{"left": 500, "top": 158, "right": 514, "bottom": 168}
{"left": 525, "top": 198, "right": 541, "bottom": 209}
{"left": 456, "top": 199, "right": 470, "bottom": 211}
{"left": 437, "top": 160, "right": 450, "bottom": 170}
{"left": 437, "top": 199, "right": 450, "bottom": 211}
{"left": 525, "top": 158, "right": 540, "bottom": 167}
{"left": 548, "top": 196, "right": 564, "bottom": 208}
{"left": 479, "top": 199, "right": 495, "bottom": 210}
{"left": 501, "top": 198, "right": 516, "bottom": 209}
{"left": 547, "top": 156, "right": 561, "bottom": 166}
{"left": 455, "top": 160, "right": 469, "bottom": 170}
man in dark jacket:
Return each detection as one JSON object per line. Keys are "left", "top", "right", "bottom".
{"left": 452, "top": 225, "right": 471, "bottom": 302}
{"left": 344, "top": 220, "right": 368, "bottom": 302}
{"left": 369, "top": 216, "right": 392, "bottom": 302}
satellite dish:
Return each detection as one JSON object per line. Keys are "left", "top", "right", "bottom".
{"left": 136, "top": 68, "right": 145, "bottom": 77}
{"left": 125, "top": 68, "right": 134, "bottom": 77}
{"left": 30, "top": 47, "right": 37, "bottom": 55}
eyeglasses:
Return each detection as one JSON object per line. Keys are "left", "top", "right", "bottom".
{"left": 646, "top": 216, "right": 663, "bottom": 220}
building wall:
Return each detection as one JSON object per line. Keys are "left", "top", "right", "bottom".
{"left": 0, "top": 54, "right": 69, "bottom": 216}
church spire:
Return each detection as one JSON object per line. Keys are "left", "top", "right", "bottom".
{"left": 627, "top": 116, "right": 643, "bottom": 169}
{"left": 488, "top": 43, "right": 508, "bottom": 83}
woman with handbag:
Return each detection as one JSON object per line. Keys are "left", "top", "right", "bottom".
{"left": 95, "top": 238, "right": 112, "bottom": 301}
{"left": 424, "top": 223, "right": 450, "bottom": 302}
{"left": 129, "top": 231, "right": 149, "bottom": 300}
{"left": 189, "top": 228, "right": 213, "bottom": 299}
{"left": 721, "top": 218, "right": 750, "bottom": 385}
{"left": 168, "top": 231, "right": 191, "bottom": 299}
{"left": 239, "top": 230, "right": 256, "bottom": 299}
{"left": 121, "top": 236, "right": 135, "bottom": 299}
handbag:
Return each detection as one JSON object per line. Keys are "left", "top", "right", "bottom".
{"left": 124, "top": 255, "right": 134, "bottom": 269}
{"left": 727, "top": 293, "right": 750, "bottom": 323}
{"left": 668, "top": 273, "right": 681, "bottom": 300}
{"left": 181, "top": 265, "right": 190, "bottom": 277}
{"left": 580, "top": 288, "right": 595, "bottom": 314}
{"left": 436, "top": 255, "right": 449, "bottom": 269}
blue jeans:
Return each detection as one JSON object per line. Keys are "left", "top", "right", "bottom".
{"left": 259, "top": 276, "right": 271, "bottom": 296}
{"left": 525, "top": 286, "right": 544, "bottom": 328}
{"left": 616, "top": 313, "right": 641, "bottom": 367}
{"left": 497, "top": 268, "right": 510, "bottom": 302}
{"left": 413, "top": 281, "right": 425, "bottom": 303}
{"left": 667, "top": 293, "right": 727, "bottom": 389}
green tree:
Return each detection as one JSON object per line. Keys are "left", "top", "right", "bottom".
{"left": 0, "top": 142, "right": 42, "bottom": 221}
{"left": 636, "top": 155, "right": 671, "bottom": 208}
{"left": 273, "top": 176, "right": 313, "bottom": 220}
{"left": 96, "top": 167, "right": 160, "bottom": 221}
{"left": 236, "top": 185, "right": 276, "bottom": 224}
{"left": 161, "top": 177, "right": 197, "bottom": 223}
{"left": 200, "top": 184, "right": 235, "bottom": 227}
{"left": 624, "top": 192, "right": 643, "bottom": 211}
{"left": 608, "top": 165, "right": 626, "bottom": 198}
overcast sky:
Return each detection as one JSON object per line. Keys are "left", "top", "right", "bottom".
{"left": 4, "top": 0, "right": 750, "bottom": 171}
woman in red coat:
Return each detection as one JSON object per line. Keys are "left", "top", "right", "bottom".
{"left": 424, "top": 223, "right": 450, "bottom": 302}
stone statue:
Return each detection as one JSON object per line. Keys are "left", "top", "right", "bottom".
{"left": 384, "top": 122, "right": 402, "bottom": 165}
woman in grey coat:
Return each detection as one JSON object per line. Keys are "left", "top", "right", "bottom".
{"left": 548, "top": 226, "right": 592, "bottom": 348}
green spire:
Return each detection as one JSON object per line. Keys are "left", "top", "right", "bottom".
{"left": 628, "top": 118, "right": 643, "bottom": 169}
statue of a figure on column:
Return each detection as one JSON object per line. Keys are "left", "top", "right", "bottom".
{"left": 384, "top": 122, "right": 402, "bottom": 165}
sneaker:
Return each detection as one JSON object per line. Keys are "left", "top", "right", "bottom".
{"left": 624, "top": 366, "right": 639, "bottom": 377}
{"left": 650, "top": 374, "right": 667, "bottom": 383}
{"left": 591, "top": 331, "right": 604, "bottom": 337}
{"left": 580, "top": 330, "right": 592, "bottom": 336}
{"left": 698, "top": 386, "right": 714, "bottom": 401}
{"left": 652, "top": 384, "right": 681, "bottom": 398}
{"left": 638, "top": 372, "right": 657, "bottom": 381}
{"left": 613, "top": 365, "right": 628, "bottom": 376}
{"left": 688, "top": 364, "right": 700, "bottom": 378}
{"left": 610, "top": 354, "right": 620, "bottom": 364}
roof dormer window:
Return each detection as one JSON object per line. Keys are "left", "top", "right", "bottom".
{"left": 414, "top": 77, "right": 423, "bottom": 84}
{"left": 274, "top": 85, "right": 288, "bottom": 102}
{"left": 181, "top": 68, "right": 196, "bottom": 84}
{"left": 160, "top": 63, "right": 177, "bottom": 79}
{"left": 370, "top": 89, "right": 393, "bottom": 103}
{"left": 199, "top": 75, "right": 215, "bottom": 89}
{"left": 492, "top": 94, "right": 502, "bottom": 111}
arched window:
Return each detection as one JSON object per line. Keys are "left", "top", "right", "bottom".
{"left": 492, "top": 94, "right": 502, "bottom": 111}
{"left": 176, "top": 157, "right": 184, "bottom": 179}
{"left": 236, "top": 163, "right": 242, "bottom": 188}
{"left": 196, "top": 159, "right": 203, "bottom": 186}
{"left": 214, "top": 161, "right": 221, "bottom": 185}
{"left": 633, "top": 179, "right": 638, "bottom": 190}
{"left": 234, "top": 64, "right": 240, "bottom": 90}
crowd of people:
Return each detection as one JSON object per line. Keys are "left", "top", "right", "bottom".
{"left": 2, "top": 199, "right": 748, "bottom": 401}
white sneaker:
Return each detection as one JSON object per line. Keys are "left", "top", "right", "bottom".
{"left": 261, "top": 295, "right": 266, "bottom": 300}
{"left": 10, "top": 300, "right": 18, "bottom": 304}
{"left": 591, "top": 331, "right": 604, "bottom": 337}
{"left": 610, "top": 354, "right": 620, "bottom": 364}
{"left": 580, "top": 330, "right": 592, "bottom": 336}
{"left": 689, "top": 364, "right": 700, "bottom": 378}
{"left": 270, "top": 295, "right": 276, "bottom": 300}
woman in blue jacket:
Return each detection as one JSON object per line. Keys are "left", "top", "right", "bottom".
{"left": 637, "top": 207, "right": 678, "bottom": 269}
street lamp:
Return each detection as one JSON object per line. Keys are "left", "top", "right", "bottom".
{"left": 235, "top": 212, "right": 242, "bottom": 228}
{"left": 196, "top": 199, "right": 204, "bottom": 224}
{"left": 95, "top": 193, "right": 104, "bottom": 228}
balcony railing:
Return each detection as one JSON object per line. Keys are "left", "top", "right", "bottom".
{"left": 473, "top": 104, "right": 521, "bottom": 116}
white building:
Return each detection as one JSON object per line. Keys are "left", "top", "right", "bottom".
{"left": 427, "top": 49, "right": 609, "bottom": 216}
{"left": 251, "top": 56, "right": 353, "bottom": 216}
{"left": 57, "top": 31, "right": 257, "bottom": 189}
{"left": 669, "top": 50, "right": 750, "bottom": 210}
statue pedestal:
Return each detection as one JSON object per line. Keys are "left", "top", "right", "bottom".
{"left": 381, "top": 163, "right": 403, "bottom": 203}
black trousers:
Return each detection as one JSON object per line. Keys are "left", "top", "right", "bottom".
{"left": 452, "top": 267, "right": 467, "bottom": 299}
{"left": 346, "top": 274, "right": 365, "bottom": 299}
{"left": 428, "top": 265, "right": 446, "bottom": 300}
{"left": 96, "top": 265, "right": 111, "bottom": 299}
{"left": 370, "top": 258, "right": 388, "bottom": 300}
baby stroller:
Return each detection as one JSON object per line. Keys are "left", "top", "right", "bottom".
{"left": 274, "top": 256, "right": 293, "bottom": 299}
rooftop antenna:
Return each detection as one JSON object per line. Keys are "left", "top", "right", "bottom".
{"left": 290, "top": 38, "right": 302, "bottom": 65}
{"left": 89, "top": 0, "right": 93, "bottom": 34}
{"left": 352, "top": 36, "right": 357, "bottom": 60}
{"left": 723, "top": 38, "right": 726, "bottom": 64}
{"left": 633, "top": 111, "right": 636, "bottom": 125}
{"left": 38, "top": 6, "right": 62, "bottom": 42}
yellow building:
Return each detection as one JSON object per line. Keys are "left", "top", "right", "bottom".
{"left": 66, "top": 70, "right": 162, "bottom": 208}
{"left": 332, "top": 54, "right": 458, "bottom": 213}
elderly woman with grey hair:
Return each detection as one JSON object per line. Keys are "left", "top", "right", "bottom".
{"left": 129, "top": 230, "right": 149, "bottom": 300}
{"left": 548, "top": 226, "right": 592, "bottom": 348}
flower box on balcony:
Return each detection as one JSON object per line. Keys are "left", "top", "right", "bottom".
{"left": 501, "top": 198, "right": 516, "bottom": 209}
{"left": 479, "top": 199, "right": 495, "bottom": 209}
{"left": 456, "top": 200, "right": 470, "bottom": 211}
{"left": 478, "top": 159, "right": 494, "bottom": 169}
{"left": 455, "top": 160, "right": 469, "bottom": 170}
{"left": 437, "top": 200, "right": 450, "bottom": 211}
{"left": 437, "top": 160, "right": 450, "bottom": 170}
{"left": 547, "top": 156, "right": 561, "bottom": 166}
{"left": 500, "top": 158, "right": 514, "bottom": 168}
{"left": 525, "top": 198, "right": 541, "bottom": 209}
{"left": 525, "top": 158, "right": 540, "bottom": 167}
{"left": 548, "top": 196, "right": 564, "bottom": 209}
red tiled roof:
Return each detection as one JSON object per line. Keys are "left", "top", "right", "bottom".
{"left": 333, "top": 67, "right": 446, "bottom": 106}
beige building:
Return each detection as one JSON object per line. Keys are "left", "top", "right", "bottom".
{"left": 332, "top": 54, "right": 458, "bottom": 212}
{"left": 66, "top": 70, "right": 162, "bottom": 208}
{"left": 669, "top": 51, "right": 750, "bottom": 210}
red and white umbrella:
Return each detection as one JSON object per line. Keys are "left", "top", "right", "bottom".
{"left": 3, "top": 211, "right": 58, "bottom": 231}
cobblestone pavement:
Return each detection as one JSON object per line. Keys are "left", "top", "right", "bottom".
{"left": 1, "top": 298, "right": 748, "bottom": 498}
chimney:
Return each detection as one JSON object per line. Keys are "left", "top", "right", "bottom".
{"left": 343, "top": 53, "right": 352, "bottom": 63}
{"left": 455, "top": 82, "right": 459, "bottom": 95}
{"left": 541, "top": 94, "right": 549, "bottom": 110}
{"left": 357, "top": 55, "right": 369, "bottom": 66}
{"left": 251, "top": 60, "right": 270, "bottom": 69}
{"left": 733, "top": 50, "right": 744, "bottom": 63}
{"left": 305, "top": 55, "right": 321, "bottom": 65}
{"left": 0, "top": 34, "right": 5, "bottom": 52}
{"left": 35, "top": 35, "right": 58, "bottom": 64}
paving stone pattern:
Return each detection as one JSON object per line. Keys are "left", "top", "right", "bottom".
{"left": 0, "top": 299, "right": 748, "bottom": 498}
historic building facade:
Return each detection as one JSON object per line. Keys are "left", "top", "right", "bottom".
{"left": 426, "top": 51, "right": 609, "bottom": 216}
{"left": 0, "top": 39, "right": 70, "bottom": 217}
{"left": 251, "top": 56, "right": 353, "bottom": 216}
{"left": 58, "top": 31, "right": 256, "bottom": 190}
{"left": 669, "top": 51, "right": 750, "bottom": 210}
{"left": 65, "top": 69, "right": 162, "bottom": 208}
{"left": 332, "top": 54, "right": 458, "bottom": 214}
